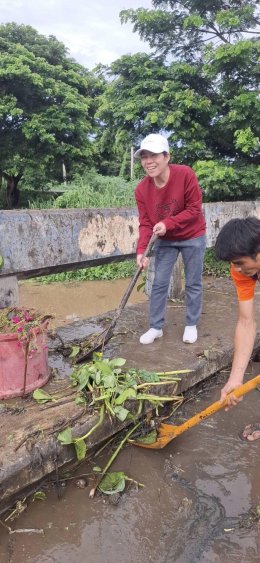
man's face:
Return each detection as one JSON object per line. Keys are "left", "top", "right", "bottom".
{"left": 232, "top": 253, "right": 260, "bottom": 276}
{"left": 140, "top": 151, "right": 170, "bottom": 178}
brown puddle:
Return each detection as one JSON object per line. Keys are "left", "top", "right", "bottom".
{"left": 0, "top": 365, "right": 259, "bottom": 563}
{"left": 19, "top": 279, "right": 147, "bottom": 328}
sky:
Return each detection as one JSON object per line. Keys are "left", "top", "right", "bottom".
{"left": 0, "top": 0, "right": 153, "bottom": 69}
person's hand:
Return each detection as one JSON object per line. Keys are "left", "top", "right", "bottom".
{"left": 153, "top": 222, "right": 166, "bottom": 236}
{"left": 137, "top": 254, "right": 149, "bottom": 270}
{"left": 220, "top": 377, "right": 244, "bottom": 410}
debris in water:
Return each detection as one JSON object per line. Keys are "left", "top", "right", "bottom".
{"left": 9, "top": 528, "right": 44, "bottom": 535}
{"left": 75, "top": 478, "right": 88, "bottom": 489}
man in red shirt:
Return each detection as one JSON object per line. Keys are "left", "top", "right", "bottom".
{"left": 134, "top": 133, "right": 206, "bottom": 345}
{"left": 215, "top": 217, "right": 260, "bottom": 441}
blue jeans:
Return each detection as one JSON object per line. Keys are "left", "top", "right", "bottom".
{"left": 150, "top": 235, "right": 206, "bottom": 329}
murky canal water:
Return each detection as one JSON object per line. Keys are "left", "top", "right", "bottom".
{"left": 19, "top": 279, "right": 147, "bottom": 328}
{"left": 0, "top": 366, "right": 259, "bottom": 562}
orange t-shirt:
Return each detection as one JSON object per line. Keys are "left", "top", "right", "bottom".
{"left": 230, "top": 264, "right": 257, "bottom": 301}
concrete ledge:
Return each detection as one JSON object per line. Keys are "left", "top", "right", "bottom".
{"left": 1, "top": 201, "right": 259, "bottom": 279}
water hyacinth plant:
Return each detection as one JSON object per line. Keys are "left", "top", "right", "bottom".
{"left": 56, "top": 354, "right": 188, "bottom": 461}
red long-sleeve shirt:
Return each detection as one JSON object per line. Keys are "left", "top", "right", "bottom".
{"left": 135, "top": 164, "right": 206, "bottom": 254}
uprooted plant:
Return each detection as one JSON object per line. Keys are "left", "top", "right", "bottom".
{"left": 55, "top": 353, "right": 187, "bottom": 461}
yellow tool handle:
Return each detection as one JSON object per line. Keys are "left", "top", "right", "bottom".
{"left": 172, "top": 374, "right": 260, "bottom": 438}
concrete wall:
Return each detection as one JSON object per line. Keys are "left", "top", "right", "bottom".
{"left": 203, "top": 200, "right": 260, "bottom": 246}
{"left": 1, "top": 201, "right": 260, "bottom": 307}
{"left": 0, "top": 208, "right": 139, "bottom": 278}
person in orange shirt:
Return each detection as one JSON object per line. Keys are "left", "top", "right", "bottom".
{"left": 215, "top": 216, "right": 260, "bottom": 441}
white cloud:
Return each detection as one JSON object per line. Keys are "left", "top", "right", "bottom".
{"left": 0, "top": 0, "right": 153, "bottom": 68}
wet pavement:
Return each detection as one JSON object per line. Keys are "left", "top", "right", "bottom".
{"left": 0, "top": 367, "right": 259, "bottom": 563}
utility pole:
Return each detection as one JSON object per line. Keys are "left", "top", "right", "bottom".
{"left": 130, "top": 146, "right": 134, "bottom": 179}
{"left": 62, "top": 160, "right": 67, "bottom": 186}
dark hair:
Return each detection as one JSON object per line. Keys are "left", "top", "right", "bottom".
{"left": 215, "top": 217, "right": 260, "bottom": 262}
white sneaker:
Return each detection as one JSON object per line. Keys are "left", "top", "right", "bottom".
{"left": 183, "top": 325, "right": 197, "bottom": 344}
{"left": 140, "top": 328, "right": 163, "bottom": 345}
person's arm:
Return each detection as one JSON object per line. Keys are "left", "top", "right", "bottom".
{"left": 220, "top": 298, "right": 256, "bottom": 407}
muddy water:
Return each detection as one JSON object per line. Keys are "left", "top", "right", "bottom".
{"left": 0, "top": 367, "right": 259, "bottom": 562}
{"left": 19, "top": 279, "right": 148, "bottom": 328}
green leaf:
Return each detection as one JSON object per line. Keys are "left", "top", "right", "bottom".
{"left": 114, "top": 387, "right": 137, "bottom": 405}
{"left": 135, "top": 430, "right": 157, "bottom": 445}
{"left": 75, "top": 396, "right": 86, "bottom": 405}
{"left": 33, "top": 491, "right": 47, "bottom": 501}
{"left": 136, "top": 280, "right": 145, "bottom": 292}
{"left": 109, "top": 358, "right": 126, "bottom": 368}
{"left": 94, "top": 360, "right": 113, "bottom": 375}
{"left": 32, "top": 389, "right": 56, "bottom": 404}
{"left": 98, "top": 471, "right": 126, "bottom": 495}
{"left": 137, "top": 370, "right": 160, "bottom": 383}
{"left": 57, "top": 427, "right": 73, "bottom": 445}
{"left": 0, "top": 256, "right": 4, "bottom": 270}
{"left": 74, "top": 439, "right": 87, "bottom": 461}
{"left": 72, "top": 367, "right": 91, "bottom": 391}
{"left": 93, "top": 465, "right": 102, "bottom": 473}
{"left": 69, "top": 345, "right": 80, "bottom": 358}
{"left": 103, "top": 374, "right": 116, "bottom": 389}
{"left": 95, "top": 372, "right": 101, "bottom": 385}
{"left": 113, "top": 406, "right": 130, "bottom": 421}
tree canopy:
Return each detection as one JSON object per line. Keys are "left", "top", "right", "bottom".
{"left": 0, "top": 23, "right": 101, "bottom": 205}
{"left": 96, "top": 0, "right": 260, "bottom": 200}
{"left": 120, "top": 0, "right": 260, "bottom": 59}
{"left": 0, "top": 2, "right": 259, "bottom": 206}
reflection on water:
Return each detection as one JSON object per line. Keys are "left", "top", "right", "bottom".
{"left": 20, "top": 278, "right": 148, "bottom": 328}
{"left": 0, "top": 367, "right": 259, "bottom": 563}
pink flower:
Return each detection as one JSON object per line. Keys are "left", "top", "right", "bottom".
{"left": 16, "top": 326, "right": 23, "bottom": 333}
{"left": 12, "top": 316, "right": 20, "bottom": 324}
{"left": 24, "top": 314, "right": 33, "bottom": 322}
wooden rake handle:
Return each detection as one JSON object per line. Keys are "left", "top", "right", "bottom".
{"left": 108, "top": 233, "right": 158, "bottom": 331}
{"left": 170, "top": 374, "right": 260, "bottom": 439}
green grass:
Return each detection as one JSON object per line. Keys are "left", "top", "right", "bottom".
{"left": 52, "top": 171, "right": 136, "bottom": 209}
{"left": 31, "top": 248, "right": 229, "bottom": 285}
{"left": 32, "top": 260, "right": 137, "bottom": 284}
{"left": 203, "top": 248, "right": 230, "bottom": 277}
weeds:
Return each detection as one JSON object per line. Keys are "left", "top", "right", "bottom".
{"left": 55, "top": 354, "right": 185, "bottom": 461}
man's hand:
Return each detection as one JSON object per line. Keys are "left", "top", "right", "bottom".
{"left": 153, "top": 222, "right": 166, "bottom": 236}
{"left": 220, "top": 377, "right": 244, "bottom": 410}
{"left": 137, "top": 254, "right": 149, "bottom": 269}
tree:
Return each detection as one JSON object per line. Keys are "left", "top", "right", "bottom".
{"left": 0, "top": 23, "right": 101, "bottom": 207}
{"left": 96, "top": 1, "right": 259, "bottom": 200}
{"left": 94, "top": 54, "right": 170, "bottom": 176}
{"left": 120, "top": 0, "right": 260, "bottom": 60}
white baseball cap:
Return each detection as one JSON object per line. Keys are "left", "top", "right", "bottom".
{"left": 134, "top": 133, "right": 170, "bottom": 159}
